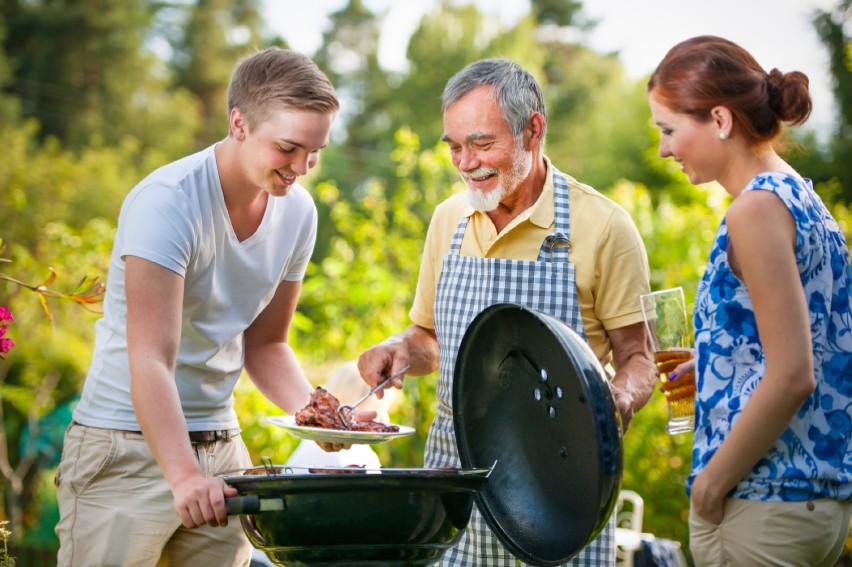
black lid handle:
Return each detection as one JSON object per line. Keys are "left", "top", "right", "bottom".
{"left": 226, "top": 495, "right": 285, "bottom": 515}
{"left": 226, "top": 495, "right": 259, "bottom": 515}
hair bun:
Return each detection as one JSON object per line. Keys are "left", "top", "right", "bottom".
{"left": 766, "top": 68, "right": 785, "bottom": 88}
{"left": 767, "top": 68, "right": 812, "bottom": 126}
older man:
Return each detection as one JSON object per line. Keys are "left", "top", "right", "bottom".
{"left": 359, "top": 58, "right": 657, "bottom": 566}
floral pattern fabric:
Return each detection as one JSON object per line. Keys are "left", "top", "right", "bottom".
{"left": 691, "top": 172, "right": 852, "bottom": 502}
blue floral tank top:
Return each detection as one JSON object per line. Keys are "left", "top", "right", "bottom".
{"left": 691, "top": 172, "right": 852, "bottom": 502}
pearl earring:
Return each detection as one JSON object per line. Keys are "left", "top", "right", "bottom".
{"left": 719, "top": 132, "right": 728, "bottom": 140}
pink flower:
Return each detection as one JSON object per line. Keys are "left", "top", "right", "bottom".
{"left": 0, "top": 305, "right": 14, "bottom": 359}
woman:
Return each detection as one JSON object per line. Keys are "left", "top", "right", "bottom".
{"left": 647, "top": 35, "right": 852, "bottom": 566}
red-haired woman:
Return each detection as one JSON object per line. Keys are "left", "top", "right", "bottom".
{"left": 648, "top": 35, "right": 852, "bottom": 566}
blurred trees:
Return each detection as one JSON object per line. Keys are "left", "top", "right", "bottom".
{"left": 1, "top": 0, "right": 200, "bottom": 157}
{"left": 788, "top": 0, "right": 851, "bottom": 203}
{"left": 814, "top": 0, "right": 851, "bottom": 201}
{"left": 2, "top": 0, "right": 153, "bottom": 147}
{"left": 0, "top": 0, "right": 849, "bottom": 561}
{"left": 168, "top": 0, "right": 269, "bottom": 146}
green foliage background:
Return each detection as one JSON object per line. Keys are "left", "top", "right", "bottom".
{"left": 0, "top": 0, "right": 850, "bottom": 562}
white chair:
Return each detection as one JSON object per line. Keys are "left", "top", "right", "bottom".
{"left": 615, "top": 489, "right": 644, "bottom": 567}
{"left": 615, "top": 489, "right": 689, "bottom": 567}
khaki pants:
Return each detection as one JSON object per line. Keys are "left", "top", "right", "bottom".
{"left": 689, "top": 497, "right": 852, "bottom": 567}
{"left": 55, "top": 422, "right": 254, "bottom": 567}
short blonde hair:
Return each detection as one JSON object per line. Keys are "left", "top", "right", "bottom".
{"left": 226, "top": 47, "right": 339, "bottom": 131}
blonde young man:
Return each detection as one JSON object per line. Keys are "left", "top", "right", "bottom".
{"left": 55, "top": 48, "right": 338, "bottom": 567}
{"left": 359, "top": 59, "right": 657, "bottom": 566}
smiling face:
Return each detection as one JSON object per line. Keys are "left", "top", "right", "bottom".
{"left": 442, "top": 86, "right": 533, "bottom": 212}
{"left": 649, "top": 91, "right": 724, "bottom": 186}
{"left": 234, "top": 106, "right": 334, "bottom": 197}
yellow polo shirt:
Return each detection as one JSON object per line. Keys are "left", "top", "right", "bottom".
{"left": 409, "top": 157, "right": 650, "bottom": 366}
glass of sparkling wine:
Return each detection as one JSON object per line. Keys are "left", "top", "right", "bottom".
{"left": 639, "top": 287, "right": 695, "bottom": 434}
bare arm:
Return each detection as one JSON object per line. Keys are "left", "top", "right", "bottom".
{"left": 608, "top": 321, "right": 657, "bottom": 431}
{"left": 126, "top": 256, "right": 233, "bottom": 529}
{"left": 358, "top": 324, "right": 440, "bottom": 396}
{"left": 691, "top": 191, "right": 814, "bottom": 523}
{"left": 243, "top": 279, "right": 314, "bottom": 415}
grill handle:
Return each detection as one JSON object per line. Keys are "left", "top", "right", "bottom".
{"left": 225, "top": 495, "right": 285, "bottom": 516}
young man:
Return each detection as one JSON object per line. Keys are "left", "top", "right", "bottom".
{"left": 358, "top": 59, "right": 657, "bottom": 566}
{"left": 55, "top": 47, "right": 338, "bottom": 567}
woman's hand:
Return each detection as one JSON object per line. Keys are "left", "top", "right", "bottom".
{"left": 690, "top": 469, "right": 726, "bottom": 525}
{"left": 663, "top": 350, "right": 695, "bottom": 392}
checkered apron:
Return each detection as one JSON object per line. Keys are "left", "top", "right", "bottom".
{"left": 426, "top": 168, "right": 615, "bottom": 566}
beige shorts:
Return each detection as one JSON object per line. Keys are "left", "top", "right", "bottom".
{"left": 55, "top": 422, "right": 254, "bottom": 567}
{"left": 689, "top": 496, "right": 852, "bottom": 567}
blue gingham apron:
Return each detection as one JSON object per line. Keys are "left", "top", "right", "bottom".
{"left": 426, "top": 167, "right": 615, "bottom": 566}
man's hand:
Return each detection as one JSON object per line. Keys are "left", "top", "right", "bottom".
{"left": 358, "top": 345, "right": 409, "bottom": 397}
{"left": 358, "top": 324, "right": 439, "bottom": 396}
{"left": 172, "top": 474, "right": 238, "bottom": 528}
{"left": 611, "top": 385, "right": 638, "bottom": 431}
{"left": 607, "top": 322, "right": 658, "bottom": 432}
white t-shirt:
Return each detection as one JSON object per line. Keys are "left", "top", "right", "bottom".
{"left": 74, "top": 144, "right": 317, "bottom": 431}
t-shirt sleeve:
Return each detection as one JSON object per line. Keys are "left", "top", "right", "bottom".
{"left": 119, "top": 183, "right": 195, "bottom": 277}
{"left": 594, "top": 205, "right": 651, "bottom": 330}
{"left": 282, "top": 201, "right": 317, "bottom": 282}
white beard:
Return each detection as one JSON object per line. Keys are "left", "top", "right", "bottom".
{"left": 463, "top": 145, "right": 533, "bottom": 213}
{"left": 466, "top": 181, "right": 504, "bottom": 212}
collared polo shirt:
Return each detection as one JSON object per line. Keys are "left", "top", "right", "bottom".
{"left": 410, "top": 157, "right": 650, "bottom": 365}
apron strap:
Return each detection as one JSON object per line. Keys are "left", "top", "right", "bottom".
{"left": 537, "top": 167, "right": 573, "bottom": 262}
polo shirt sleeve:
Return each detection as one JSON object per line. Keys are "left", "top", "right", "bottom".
{"left": 408, "top": 197, "right": 466, "bottom": 330}
{"left": 408, "top": 212, "right": 441, "bottom": 330}
{"left": 593, "top": 205, "right": 651, "bottom": 330}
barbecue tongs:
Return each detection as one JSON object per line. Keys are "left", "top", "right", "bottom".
{"left": 336, "top": 364, "right": 410, "bottom": 428}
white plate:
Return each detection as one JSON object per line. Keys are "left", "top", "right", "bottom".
{"left": 267, "top": 415, "right": 415, "bottom": 445}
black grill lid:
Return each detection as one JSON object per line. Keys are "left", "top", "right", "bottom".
{"left": 453, "top": 303, "right": 623, "bottom": 566}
